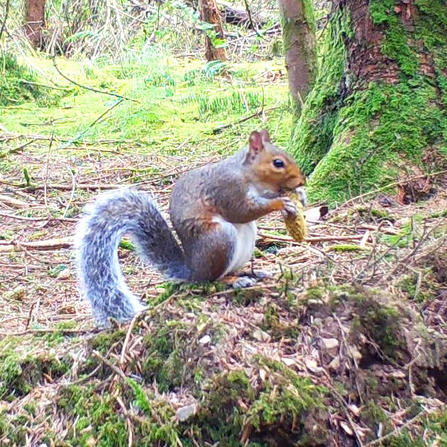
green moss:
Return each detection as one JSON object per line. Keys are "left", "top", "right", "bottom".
{"left": 307, "top": 79, "right": 447, "bottom": 203}
{"left": 430, "top": 209, "right": 447, "bottom": 219}
{"left": 0, "top": 53, "right": 68, "bottom": 106}
{"left": 141, "top": 321, "right": 190, "bottom": 393}
{"left": 259, "top": 302, "right": 300, "bottom": 340}
{"left": 0, "top": 352, "right": 70, "bottom": 401}
{"left": 355, "top": 206, "right": 392, "bottom": 220}
{"left": 0, "top": 411, "right": 28, "bottom": 445}
{"left": 194, "top": 362, "right": 327, "bottom": 446}
{"left": 57, "top": 385, "right": 129, "bottom": 446}
{"left": 370, "top": 0, "right": 419, "bottom": 76}
{"left": 292, "top": 0, "right": 447, "bottom": 204}
{"left": 329, "top": 244, "right": 366, "bottom": 252}
{"left": 350, "top": 292, "right": 404, "bottom": 359}
{"left": 290, "top": 10, "right": 348, "bottom": 175}
{"left": 90, "top": 329, "right": 127, "bottom": 354}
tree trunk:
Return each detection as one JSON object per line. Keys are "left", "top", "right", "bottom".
{"left": 24, "top": 0, "right": 46, "bottom": 49}
{"left": 290, "top": 0, "right": 447, "bottom": 204}
{"left": 278, "top": 0, "right": 316, "bottom": 111}
{"left": 198, "top": 0, "right": 227, "bottom": 62}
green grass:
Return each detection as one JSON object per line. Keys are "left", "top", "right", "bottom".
{"left": 0, "top": 53, "right": 292, "bottom": 158}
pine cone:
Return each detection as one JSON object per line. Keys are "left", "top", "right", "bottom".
{"left": 284, "top": 190, "right": 307, "bottom": 242}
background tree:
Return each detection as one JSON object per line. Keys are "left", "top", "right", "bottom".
{"left": 199, "top": 0, "right": 227, "bottom": 61}
{"left": 24, "top": 0, "right": 46, "bottom": 49}
{"left": 278, "top": 0, "right": 316, "bottom": 111}
{"left": 291, "top": 0, "right": 447, "bottom": 203}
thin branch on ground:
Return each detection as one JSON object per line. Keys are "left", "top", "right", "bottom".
{"left": 52, "top": 56, "right": 138, "bottom": 102}
{"left": 342, "top": 170, "right": 447, "bottom": 207}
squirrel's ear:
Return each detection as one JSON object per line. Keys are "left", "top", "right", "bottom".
{"left": 249, "top": 131, "right": 264, "bottom": 155}
{"left": 259, "top": 129, "right": 271, "bottom": 143}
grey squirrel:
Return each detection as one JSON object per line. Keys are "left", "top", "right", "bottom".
{"left": 75, "top": 130, "right": 306, "bottom": 326}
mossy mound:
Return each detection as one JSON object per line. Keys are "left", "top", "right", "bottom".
{"left": 1, "top": 282, "right": 446, "bottom": 446}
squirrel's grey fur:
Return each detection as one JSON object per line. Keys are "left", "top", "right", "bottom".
{"left": 75, "top": 189, "right": 190, "bottom": 326}
{"left": 75, "top": 131, "right": 307, "bottom": 327}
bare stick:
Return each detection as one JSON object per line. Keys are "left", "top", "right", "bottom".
{"left": 120, "top": 312, "right": 143, "bottom": 367}
{"left": 258, "top": 231, "right": 368, "bottom": 243}
{"left": 213, "top": 106, "right": 279, "bottom": 133}
{"left": 342, "top": 170, "right": 447, "bottom": 208}
{"left": 52, "top": 56, "right": 138, "bottom": 102}
{"left": 0, "top": 138, "right": 38, "bottom": 159}
{"left": 0, "top": 181, "right": 120, "bottom": 190}
{"left": 92, "top": 350, "right": 128, "bottom": 381}
{"left": 0, "top": 236, "right": 74, "bottom": 252}
{"left": 364, "top": 410, "right": 427, "bottom": 447}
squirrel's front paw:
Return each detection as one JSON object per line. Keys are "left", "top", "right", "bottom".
{"left": 280, "top": 197, "right": 297, "bottom": 217}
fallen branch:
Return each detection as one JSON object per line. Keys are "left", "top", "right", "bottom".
{"left": 0, "top": 236, "right": 74, "bottom": 252}
{"left": 213, "top": 106, "right": 278, "bottom": 134}
{"left": 0, "top": 138, "right": 38, "bottom": 159}
{"left": 258, "top": 231, "right": 368, "bottom": 244}
{"left": 342, "top": 170, "right": 447, "bottom": 207}
{"left": 19, "top": 79, "right": 74, "bottom": 92}
{"left": 0, "top": 212, "right": 77, "bottom": 222}
{"left": 0, "top": 181, "right": 120, "bottom": 191}
{"left": 53, "top": 56, "right": 138, "bottom": 103}
{"left": 0, "top": 194, "right": 30, "bottom": 208}
{"left": 0, "top": 327, "right": 100, "bottom": 336}
{"left": 364, "top": 409, "right": 428, "bottom": 447}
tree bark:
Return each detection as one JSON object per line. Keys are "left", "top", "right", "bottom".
{"left": 198, "top": 0, "right": 227, "bottom": 62}
{"left": 290, "top": 0, "right": 447, "bottom": 204}
{"left": 24, "top": 0, "right": 46, "bottom": 49}
{"left": 278, "top": 0, "right": 316, "bottom": 111}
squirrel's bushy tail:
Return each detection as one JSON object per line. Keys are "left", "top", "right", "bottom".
{"left": 75, "top": 189, "right": 190, "bottom": 326}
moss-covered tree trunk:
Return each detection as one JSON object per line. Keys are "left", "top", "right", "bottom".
{"left": 24, "top": 0, "right": 46, "bottom": 49}
{"left": 279, "top": 0, "right": 316, "bottom": 111}
{"left": 291, "top": 0, "right": 447, "bottom": 203}
{"left": 198, "top": 0, "right": 227, "bottom": 62}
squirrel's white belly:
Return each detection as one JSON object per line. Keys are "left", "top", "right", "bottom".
{"left": 223, "top": 221, "right": 257, "bottom": 276}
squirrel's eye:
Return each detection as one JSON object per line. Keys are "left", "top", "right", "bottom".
{"left": 273, "top": 159, "right": 285, "bottom": 168}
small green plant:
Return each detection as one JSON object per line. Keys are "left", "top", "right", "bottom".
{"left": 0, "top": 53, "right": 66, "bottom": 106}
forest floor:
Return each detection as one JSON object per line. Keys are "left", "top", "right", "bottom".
{"left": 0, "top": 55, "right": 446, "bottom": 447}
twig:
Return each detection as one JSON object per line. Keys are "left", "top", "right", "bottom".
{"left": 92, "top": 350, "right": 128, "bottom": 381}
{"left": 364, "top": 410, "right": 427, "bottom": 447}
{"left": 62, "top": 98, "right": 125, "bottom": 147}
{"left": 242, "top": 0, "right": 266, "bottom": 40}
{"left": 0, "top": 327, "right": 99, "bottom": 336}
{"left": 52, "top": 56, "right": 138, "bottom": 102}
{"left": 258, "top": 230, "right": 367, "bottom": 244}
{"left": 326, "top": 382, "right": 365, "bottom": 447}
{"left": 0, "top": 194, "right": 29, "bottom": 208}
{"left": 342, "top": 170, "right": 447, "bottom": 208}
{"left": 0, "top": 236, "right": 74, "bottom": 252}
{"left": 0, "top": 138, "right": 38, "bottom": 159}
{"left": 18, "top": 79, "right": 73, "bottom": 91}
{"left": 63, "top": 166, "right": 77, "bottom": 218}
{"left": 0, "top": 212, "right": 77, "bottom": 222}
{"left": 213, "top": 106, "right": 279, "bottom": 133}
{"left": 0, "top": 181, "right": 120, "bottom": 191}
{"left": 120, "top": 312, "right": 143, "bottom": 367}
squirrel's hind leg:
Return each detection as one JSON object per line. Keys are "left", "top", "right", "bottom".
{"left": 185, "top": 221, "right": 236, "bottom": 282}
{"left": 184, "top": 219, "right": 257, "bottom": 286}
{"left": 218, "top": 221, "right": 259, "bottom": 289}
